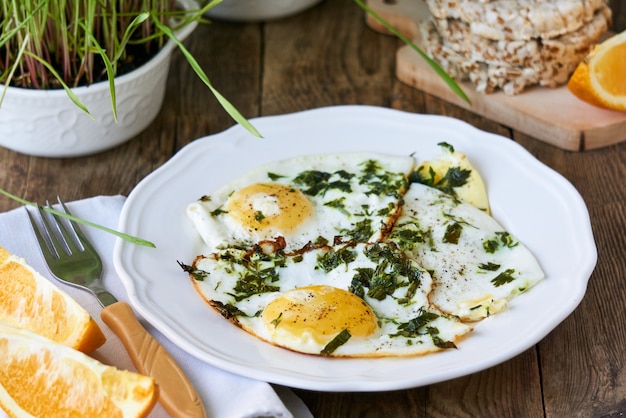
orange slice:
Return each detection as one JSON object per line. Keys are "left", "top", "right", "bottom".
{"left": 0, "top": 322, "right": 158, "bottom": 418}
{"left": 0, "top": 245, "right": 106, "bottom": 353}
{"left": 568, "top": 30, "right": 626, "bottom": 111}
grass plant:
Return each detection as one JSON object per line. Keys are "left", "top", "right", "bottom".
{"left": 0, "top": 0, "right": 259, "bottom": 135}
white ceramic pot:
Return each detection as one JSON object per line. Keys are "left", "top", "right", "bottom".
{"left": 205, "top": 0, "right": 323, "bottom": 22}
{"left": 0, "top": 0, "right": 197, "bottom": 158}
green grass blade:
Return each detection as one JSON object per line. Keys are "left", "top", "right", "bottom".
{"left": 151, "top": 16, "right": 263, "bottom": 138}
{"left": 0, "top": 33, "right": 30, "bottom": 107}
{"left": 79, "top": 21, "right": 119, "bottom": 122}
{"left": 21, "top": 51, "right": 94, "bottom": 118}
{"left": 115, "top": 12, "right": 150, "bottom": 63}
{"left": 0, "top": 189, "right": 156, "bottom": 248}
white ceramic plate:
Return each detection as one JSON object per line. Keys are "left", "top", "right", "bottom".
{"left": 114, "top": 105, "right": 597, "bottom": 391}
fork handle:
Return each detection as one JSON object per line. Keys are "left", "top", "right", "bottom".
{"left": 101, "top": 301, "right": 206, "bottom": 418}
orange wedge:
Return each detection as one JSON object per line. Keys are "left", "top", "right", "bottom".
{"left": 0, "top": 322, "right": 158, "bottom": 418}
{"left": 568, "top": 30, "right": 626, "bottom": 111}
{"left": 0, "top": 245, "right": 106, "bottom": 353}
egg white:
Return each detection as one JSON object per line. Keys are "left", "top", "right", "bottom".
{"left": 187, "top": 152, "right": 415, "bottom": 253}
{"left": 190, "top": 242, "right": 472, "bottom": 357}
{"left": 388, "top": 183, "right": 545, "bottom": 321}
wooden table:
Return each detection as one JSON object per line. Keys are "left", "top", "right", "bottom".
{"left": 1, "top": 1, "right": 624, "bottom": 416}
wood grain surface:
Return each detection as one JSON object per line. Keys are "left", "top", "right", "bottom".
{"left": 1, "top": 1, "right": 624, "bottom": 417}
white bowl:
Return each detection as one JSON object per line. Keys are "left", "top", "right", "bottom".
{"left": 204, "top": 0, "right": 322, "bottom": 22}
{"left": 0, "top": 0, "right": 197, "bottom": 158}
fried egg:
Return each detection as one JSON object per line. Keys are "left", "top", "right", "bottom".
{"left": 184, "top": 147, "right": 546, "bottom": 357}
{"left": 187, "top": 241, "right": 472, "bottom": 357}
{"left": 388, "top": 183, "right": 545, "bottom": 321}
{"left": 187, "top": 153, "right": 415, "bottom": 253}
{"left": 411, "top": 142, "right": 491, "bottom": 214}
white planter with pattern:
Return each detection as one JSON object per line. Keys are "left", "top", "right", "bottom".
{"left": 0, "top": 1, "right": 197, "bottom": 158}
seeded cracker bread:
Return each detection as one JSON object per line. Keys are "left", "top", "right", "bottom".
{"left": 420, "top": 7, "right": 611, "bottom": 94}
{"left": 424, "top": 0, "right": 608, "bottom": 41}
{"left": 432, "top": 5, "right": 611, "bottom": 67}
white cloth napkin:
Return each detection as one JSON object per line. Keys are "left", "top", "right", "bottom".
{"left": 0, "top": 195, "right": 313, "bottom": 418}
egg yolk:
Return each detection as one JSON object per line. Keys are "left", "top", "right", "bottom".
{"left": 419, "top": 151, "right": 491, "bottom": 214}
{"left": 225, "top": 183, "right": 313, "bottom": 233}
{"left": 262, "top": 285, "right": 378, "bottom": 346}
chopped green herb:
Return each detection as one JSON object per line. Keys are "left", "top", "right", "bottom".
{"left": 389, "top": 221, "right": 433, "bottom": 251}
{"left": 483, "top": 239, "right": 499, "bottom": 254}
{"left": 376, "top": 202, "right": 396, "bottom": 216}
{"left": 254, "top": 211, "right": 265, "bottom": 222}
{"left": 321, "top": 329, "right": 351, "bottom": 356}
{"left": 267, "top": 172, "right": 284, "bottom": 181}
{"left": 360, "top": 159, "right": 382, "bottom": 175}
{"left": 443, "top": 222, "right": 463, "bottom": 244}
{"left": 483, "top": 232, "right": 519, "bottom": 253}
{"left": 232, "top": 270, "right": 281, "bottom": 301}
{"left": 338, "top": 219, "right": 374, "bottom": 242}
{"left": 478, "top": 262, "right": 501, "bottom": 271}
{"left": 293, "top": 170, "right": 352, "bottom": 196}
{"left": 396, "top": 276, "right": 422, "bottom": 305}
{"left": 391, "top": 309, "right": 440, "bottom": 338}
{"left": 324, "top": 197, "right": 350, "bottom": 215}
{"left": 214, "top": 246, "right": 289, "bottom": 301}
{"left": 314, "top": 236, "right": 329, "bottom": 246}
{"left": 335, "top": 169, "right": 353, "bottom": 180}
{"left": 316, "top": 246, "right": 358, "bottom": 273}
{"left": 359, "top": 160, "right": 407, "bottom": 197}
{"left": 430, "top": 332, "right": 457, "bottom": 349}
{"left": 491, "top": 269, "right": 517, "bottom": 287}
{"left": 354, "top": 243, "right": 423, "bottom": 303}
{"left": 177, "top": 261, "right": 209, "bottom": 281}
{"left": 411, "top": 165, "right": 471, "bottom": 197}
{"left": 212, "top": 301, "right": 248, "bottom": 319}
{"left": 442, "top": 167, "right": 471, "bottom": 194}
{"left": 349, "top": 268, "right": 371, "bottom": 298}
{"left": 355, "top": 204, "right": 373, "bottom": 217}
{"left": 270, "top": 312, "right": 283, "bottom": 327}
{"left": 367, "top": 268, "right": 398, "bottom": 300}
{"left": 210, "top": 206, "right": 228, "bottom": 217}
{"left": 410, "top": 166, "right": 437, "bottom": 188}
{"left": 438, "top": 142, "right": 455, "bottom": 153}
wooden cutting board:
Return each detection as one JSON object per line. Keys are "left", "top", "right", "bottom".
{"left": 365, "top": 0, "right": 626, "bottom": 151}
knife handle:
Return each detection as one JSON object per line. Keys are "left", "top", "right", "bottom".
{"left": 101, "top": 301, "right": 206, "bottom": 418}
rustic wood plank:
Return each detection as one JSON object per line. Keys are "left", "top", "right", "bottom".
{"left": 427, "top": 349, "right": 544, "bottom": 417}
{"left": 515, "top": 133, "right": 626, "bottom": 418}
{"left": 293, "top": 388, "right": 428, "bottom": 418}
{"left": 169, "top": 20, "right": 262, "bottom": 142}
{"left": 262, "top": 0, "right": 398, "bottom": 115}
{"left": 609, "top": 0, "right": 625, "bottom": 32}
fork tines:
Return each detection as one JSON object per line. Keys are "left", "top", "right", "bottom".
{"left": 27, "top": 198, "right": 86, "bottom": 259}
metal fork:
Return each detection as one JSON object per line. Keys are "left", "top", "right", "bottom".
{"left": 27, "top": 199, "right": 117, "bottom": 307}
{"left": 28, "top": 198, "right": 206, "bottom": 418}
